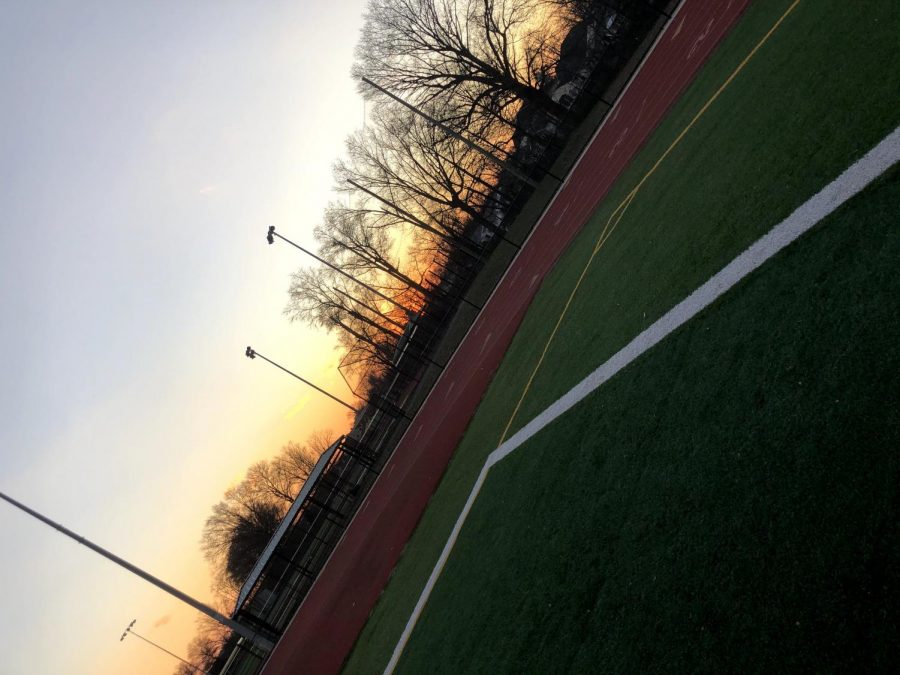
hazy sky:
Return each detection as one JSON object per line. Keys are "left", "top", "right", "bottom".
{"left": 0, "top": 1, "right": 370, "bottom": 673}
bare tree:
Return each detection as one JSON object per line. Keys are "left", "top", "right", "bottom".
{"left": 186, "top": 616, "right": 229, "bottom": 673}
{"left": 307, "top": 429, "right": 337, "bottom": 454}
{"left": 284, "top": 267, "right": 412, "bottom": 377}
{"left": 337, "top": 105, "right": 506, "bottom": 242}
{"left": 200, "top": 434, "right": 334, "bottom": 593}
{"left": 172, "top": 609, "right": 233, "bottom": 674}
{"left": 201, "top": 485, "right": 282, "bottom": 586}
{"left": 285, "top": 267, "right": 407, "bottom": 334}
{"left": 354, "top": 0, "right": 563, "bottom": 130}
{"left": 222, "top": 502, "right": 282, "bottom": 584}
{"left": 315, "top": 206, "right": 433, "bottom": 298}
{"left": 247, "top": 441, "right": 321, "bottom": 504}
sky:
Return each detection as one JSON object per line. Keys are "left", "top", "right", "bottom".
{"left": 0, "top": 1, "right": 371, "bottom": 673}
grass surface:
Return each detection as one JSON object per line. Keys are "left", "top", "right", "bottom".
{"left": 399, "top": 166, "right": 900, "bottom": 672}
{"left": 344, "top": 1, "right": 900, "bottom": 670}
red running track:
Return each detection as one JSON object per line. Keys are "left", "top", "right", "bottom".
{"left": 264, "top": 1, "right": 752, "bottom": 672}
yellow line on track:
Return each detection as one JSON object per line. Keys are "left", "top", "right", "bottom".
{"left": 498, "top": 0, "right": 802, "bottom": 445}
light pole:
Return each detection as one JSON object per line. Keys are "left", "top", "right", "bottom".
{"left": 344, "top": 178, "right": 488, "bottom": 256}
{"left": 361, "top": 76, "right": 542, "bottom": 188}
{"left": 245, "top": 346, "right": 410, "bottom": 421}
{"left": 332, "top": 285, "right": 406, "bottom": 332}
{"left": 245, "top": 346, "right": 359, "bottom": 414}
{"left": 0, "top": 491, "right": 274, "bottom": 651}
{"left": 271, "top": 223, "right": 483, "bottom": 312}
{"left": 121, "top": 619, "right": 202, "bottom": 673}
{"left": 267, "top": 226, "right": 413, "bottom": 318}
{"left": 330, "top": 287, "right": 446, "bottom": 370}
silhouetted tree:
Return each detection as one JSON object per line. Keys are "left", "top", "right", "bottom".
{"left": 285, "top": 268, "right": 407, "bottom": 336}
{"left": 315, "top": 207, "right": 432, "bottom": 298}
{"left": 336, "top": 105, "right": 507, "bottom": 242}
{"left": 173, "top": 613, "right": 231, "bottom": 674}
{"left": 354, "top": 0, "right": 563, "bottom": 130}
{"left": 246, "top": 441, "right": 321, "bottom": 504}
{"left": 200, "top": 434, "right": 333, "bottom": 593}
{"left": 287, "top": 275, "right": 377, "bottom": 375}
{"left": 223, "top": 501, "right": 282, "bottom": 584}
{"left": 201, "top": 486, "right": 281, "bottom": 587}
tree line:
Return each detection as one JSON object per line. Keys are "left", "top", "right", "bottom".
{"left": 177, "top": 0, "right": 666, "bottom": 671}
{"left": 174, "top": 432, "right": 333, "bottom": 674}
{"left": 286, "top": 0, "right": 665, "bottom": 396}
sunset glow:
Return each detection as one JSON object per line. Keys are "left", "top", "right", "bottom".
{"left": 0, "top": 2, "right": 371, "bottom": 673}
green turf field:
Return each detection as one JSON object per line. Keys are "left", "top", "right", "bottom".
{"left": 345, "top": 1, "right": 900, "bottom": 671}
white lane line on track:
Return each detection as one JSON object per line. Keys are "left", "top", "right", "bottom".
{"left": 444, "top": 381, "right": 456, "bottom": 399}
{"left": 384, "top": 126, "right": 900, "bottom": 674}
{"left": 479, "top": 332, "right": 493, "bottom": 355}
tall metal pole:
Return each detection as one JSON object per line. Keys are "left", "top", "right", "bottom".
{"left": 0, "top": 492, "right": 274, "bottom": 651}
{"left": 346, "top": 178, "right": 515, "bottom": 252}
{"left": 332, "top": 286, "right": 406, "bottom": 332}
{"left": 245, "top": 346, "right": 359, "bottom": 413}
{"left": 344, "top": 179, "right": 487, "bottom": 256}
{"left": 121, "top": 619, "right": 202, "bottom": 673}
{"left": 361, "top": 76, "right": 540, "bottom": 189}
{"left": 332, "top": 287, "right": 447, "bottom": 370}
{"left": 267, "top": 226, "right": 413, "bottom": 317}
{"left": 245, "top": 346, "right": 411, "bottom": 421}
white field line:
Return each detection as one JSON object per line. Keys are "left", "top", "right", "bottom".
{"left": 385, "top": 126, "right": 900, "bottom": 674}
{"left": 261, "top": 9, "right": 691, "bottom": 661}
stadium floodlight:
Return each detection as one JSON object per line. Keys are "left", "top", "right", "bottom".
{"left": 0, "top": 491, "right": 274, "bottom": 651}
{"left": 244, "top": 346, "right": 360, "bottom": 413}
{"left": 265, "top": 225, "right": 413, "bottom": 316}
{"left": 120, "top": 619, "right": 202, "bottom": 672}
{"left": 245, "top": 346, "right": 412, "bottom": 421}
